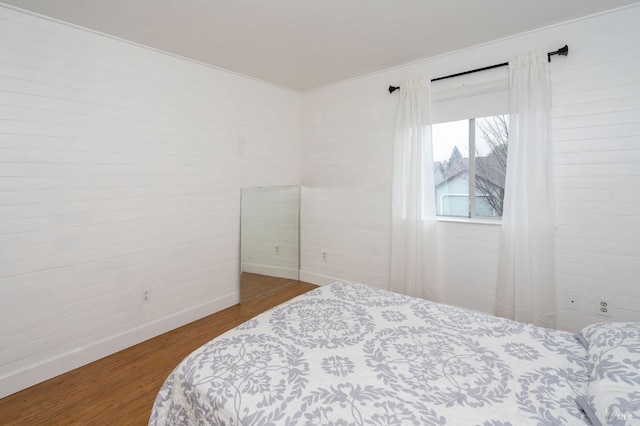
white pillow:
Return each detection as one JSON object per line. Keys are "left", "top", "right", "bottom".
{"left": 576, "top": 322, "right": 640, "bottom": 426}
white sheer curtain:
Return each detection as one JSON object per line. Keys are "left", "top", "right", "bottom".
{"left": 494, "top": 49, "right": 556, "bottom": 327}
{"left": 390, "top": 79, "right": 438, "bottom": 301}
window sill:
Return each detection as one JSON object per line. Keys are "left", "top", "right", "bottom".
{"left": 435, "top": 216, "right": 501, "bottom": 226}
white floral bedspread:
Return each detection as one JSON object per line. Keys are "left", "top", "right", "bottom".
{"left": 150, "top": 282, "right": 590, "bottom": 425}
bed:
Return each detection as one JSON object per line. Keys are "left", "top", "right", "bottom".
{"left": 149, "top": 282, "right": 640, "bottom": 425}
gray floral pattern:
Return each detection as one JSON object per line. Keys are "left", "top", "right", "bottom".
{"left": 330, "top": 281, "right": 409, "bottom": 307}
{"left": 364, "top": 326, "right": 512, "bottom": 407}
{"left": 576, "top": 322, "right": 640, "bottom": 426}
{"left": 270, "top": 298, "right": 376, "bottom": 349}
{"left": 412, "top": 300, "right": 526, "bottom": 338}
{"left": 503, "top": 342, "right": 541, "bottom": 361}
{"left": 150, "top": 282, "right": 592, "bottom": 425}
{"left": 517, "top": 366, "right": 590, "bottom": 424}
{"left": 381, "top": 310, "right": 407, "bottom": 322}
{"left": 321, "top": 356, "right": 355, "bottom": 377}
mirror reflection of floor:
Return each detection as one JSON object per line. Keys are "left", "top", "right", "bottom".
{"left": 240, "top": 272, "right": 299, "bottom": 303}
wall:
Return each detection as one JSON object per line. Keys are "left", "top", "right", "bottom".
{"left": 0, "top": 6, "right": 301, "bottom": 397}
{"left": 300, "top": 5, "right": 640, "bottom": 331}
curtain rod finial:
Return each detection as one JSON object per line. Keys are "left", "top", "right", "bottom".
{"left": 558, "top": 44, "right": 569, "bottom": 57}
{"left": 389, "top": 85, "right": 400, "bottom": 94}
{"left": 548, "top": 44, "right": 569, "bottom": 62}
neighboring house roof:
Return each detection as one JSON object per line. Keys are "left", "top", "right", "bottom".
{"left": 434, "top": 167, "right": 467, "bottom": 188}
{"left": 434, "top": 153, "right": 505, "bottom": 189}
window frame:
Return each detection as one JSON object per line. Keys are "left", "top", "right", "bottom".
{"left": 432, "top": 115, "right": 507, "bottom": 221}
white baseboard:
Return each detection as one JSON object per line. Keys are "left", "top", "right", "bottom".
{"left": 242, "top": 263, "right": 299, "bottom": 280}
{"left": 0, "top": 292, "right": 238, "bottom": 399}
{"left": 299, "top": 270, "right": 346, "bottom": 286}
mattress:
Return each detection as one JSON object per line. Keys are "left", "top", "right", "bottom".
{"left": 150, "top": 282, "right": 591, "bottom": 425}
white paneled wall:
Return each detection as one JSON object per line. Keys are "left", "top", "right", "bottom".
{"left": 551, "top": 8, "right": 640, "bottom": 330}
{"left": 0, "top": 6, "right": 301, "bottom": 397}
{"left": 301, "top": 5, "right": 640, "bottom": 330}
{"left": 301, "top": 83, "right": 396, "bottom": 288}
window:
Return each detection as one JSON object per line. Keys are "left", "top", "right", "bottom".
{"left": 429, "top": 66, "right": 509, "bottom": 219}
{"left": 432, "top": 114, "right": 508, "bottom": 218}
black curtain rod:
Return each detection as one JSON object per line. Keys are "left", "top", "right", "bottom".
{"left": 388, "top": 44, "right": 568, "bottom": 94}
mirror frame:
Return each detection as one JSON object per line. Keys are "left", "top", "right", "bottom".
{"left": 239, "top": 185, "right": 300, "bottom": 303}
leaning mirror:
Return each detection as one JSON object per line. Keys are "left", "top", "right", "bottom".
{"left": 240, "top": 185, "right": 300, "bottom": 303}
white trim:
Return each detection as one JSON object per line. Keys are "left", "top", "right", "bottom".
{"left": 0, "top": 292, "right": 238, "bottom": 399}
{"left": 299, "top": 270, "right": 345, "bottom": 286}
{"left": 241, "top": 263, "right": 299, "bottom": 280}
{"left": 436, "top": 216, "right": 501, "bottom": 226}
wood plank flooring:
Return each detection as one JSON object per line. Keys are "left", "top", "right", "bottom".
{"left": 240, "top": 272, "right": 298, "bottom": 303}
{"left": 0, "top": 280, "right": 318, "bottom": 426}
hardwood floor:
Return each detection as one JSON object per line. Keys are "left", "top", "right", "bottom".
{"left": 240, "top": 272, "right": 298, "bottom": 303}
{"left": 0, "top": 280, "right": 318, "bottom": 426}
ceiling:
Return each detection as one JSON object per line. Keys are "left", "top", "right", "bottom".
{"left": 3, "top": 0, "right": 640, "bottom": 91}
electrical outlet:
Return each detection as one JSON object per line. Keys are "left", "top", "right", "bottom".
{"left": 275, "top": 245, "right": 280, "bottom": 255}
{"left": 565, "top": 292, "right": 579, "bottom": 311}
{"left": 321, "top": 252, "right": 327, "bottom": 262}
{"left": 142, "top": 288, "right": 152, "bottom": 303}
{"left": 596, "top": 299, "right": 611, "bottom": 318}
